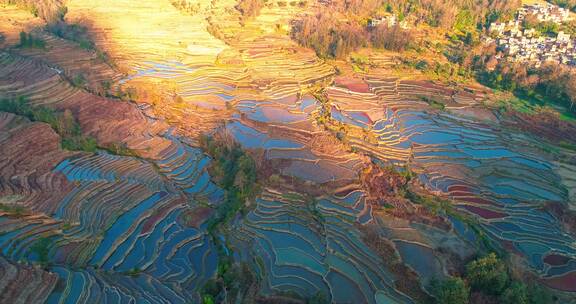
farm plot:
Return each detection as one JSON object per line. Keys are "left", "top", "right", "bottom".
{"left": 6, "top": 30, "right": 124, "bottom": 94}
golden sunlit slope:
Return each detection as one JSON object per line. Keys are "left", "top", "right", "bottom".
{"left": 208, "top": 1, "right": 335, "bottom": 98}
{"left": 62, "top": 0, "right": 333, "bottom": 138}
{"left": 64, "top": 0, "right": 237, "bottom": 138}
{"left": 66, "top": 0, "right": 227, "bottom": 66}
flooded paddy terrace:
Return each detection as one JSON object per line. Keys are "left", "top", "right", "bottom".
{"left": 325, "top": 74, "right": 576, "bottom": 289}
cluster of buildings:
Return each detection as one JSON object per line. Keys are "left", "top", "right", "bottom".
{"left": 488, "top": 3, "right": 576, "bottom": 67}
{"left": 517, "top": 2, "right": 571, "bottom": 23}
{"left": 368, "top": 15, "right": 410, "bottom": 29}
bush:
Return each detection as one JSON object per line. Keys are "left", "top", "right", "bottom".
{"left": 431, "top": 277, "right": 470, "bottom": 304}
{"left": 527, "top": 284, "right": 555, "bottom": 304}
{"left": 62, "top": 136, "right": 97, "bottom": 152}
{"left": 291, "top": 12, "right": 367, "bottom": 59}
{"left": 101, "top": 142, "right": 136, "bottom": 157}
{"left": 308, "top": 292, "right": 329, "bottom": 304}
{"left": 466, "top": 253, "right": 509, "bottom": 295}
{"left": 30, "top": 237, "right": 52, "bottom": 265}
{"left": 71, "top": 74, "right": 86, "bottom": 88}
{"left": 0, "top": 203, "right": 26, "bottom": 216}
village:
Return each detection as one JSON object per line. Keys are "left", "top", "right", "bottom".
{"left": 489, "top": 2, "right": 576, "bottom": 67}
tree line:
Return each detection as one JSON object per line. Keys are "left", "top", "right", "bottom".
{"left": 291, "top": 0, "right": 520, "bottom": 59}
{"left": 1, "top": 0, "right": 67, "bottom": 24}
{"left": 291, "top": 11, "right": 413, "bottom": 59}
{"left": 0, "top": 97, "right": 98, "bottom": 152}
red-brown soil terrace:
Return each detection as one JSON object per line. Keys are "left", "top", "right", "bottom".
{"left": 0, "top": 112, "right": 76, "bottom": 214}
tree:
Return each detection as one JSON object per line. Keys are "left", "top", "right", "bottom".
{"left": 371, "top": 24, "right": 413, "bottom": 51}
{"left": 235, "top": 0, "right": 264, "bottom": 18}
{"left": 565, "top": 74, "right": 576, "bottom": 111}
{"left": 431, "top": 277, "right": 470, "bottom": 304}
{"left": 466, "top": 253, "right": 509, "bottom": 295}
{"left": 501, "top": 282, "right": 529, "bottom": 304}
{"left": 527, "top": 284, "right": 554, "bottom": 304}
{"left": 19, "top": 31, "right": 27, "bottom": 46}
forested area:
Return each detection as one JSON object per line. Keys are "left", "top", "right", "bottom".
{"left": 291, "top": 0, "right": 520, "bottom": 59}
{"left": 432, "top": 254, "right": 553, "bottom": 304}
{"left": 478, "top": 62, "right": 576, "bottom": 113}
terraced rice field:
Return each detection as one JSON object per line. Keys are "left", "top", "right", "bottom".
{"left": 2, "top": 0, "right": 576, "bottom": 301}
{"left": 0, "top": 111, "right": 223, "bottom": 302}
{"left": 229, "top": 94, "right": 363, "bottom": 183}
{"left": 229, "top": 189, "right": 413, "bottom": 303}
{"left": 325, "top": 76, "right": 576, "bottom": 287}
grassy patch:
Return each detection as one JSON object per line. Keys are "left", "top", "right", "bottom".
{"left": 100, "top": 142, "right": 137, "bottom": 157}
{"left": 495, "top": 92, "right": 576, "bottom": 122}
{"left": 559, "top": 141, "right": 576, "bottom": 151}
{"left": 0, "top": 203, "right": 27, "bottom": 216}
{"left": 30, "top": 237, "right": 51, "bottom": 265}
{"left": 124, "top": 267, "right": 143, "bottom": 276}
{"left": 419, "top": 95, "right": 446, "bottom": 110}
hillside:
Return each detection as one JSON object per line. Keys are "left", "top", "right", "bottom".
{"left": 1, "top": 0, "right": 576, "bottom": 303}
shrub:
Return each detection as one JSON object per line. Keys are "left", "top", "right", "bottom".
{"left": 30, "top": 237, "right": 52, "bottom": 265}
{"left": 291, "top": 12, "right": 368, "bottom": 59}
{"left": 0, "top": 203, "right": 27, "bottom": 216}
{"left": 71, "top": 73, "right": 86, "bottom": 87}
{"left": 308, "top": 292, "right": 329, "bottom": 304}
{"left": 4, "top": 0, "right": 67, "bottom": 24}
{"left": 527, "top": 284, "right": 555, "bottom": 304}
{"left": 101, "top": 142, "right": 136, "bottom": 157}
{"left": 62, "top": 136, "right": 97, "bottom": 152}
